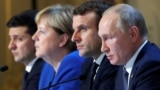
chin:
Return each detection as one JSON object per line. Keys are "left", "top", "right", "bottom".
{"left": 79, "top": 52, "right": 86, "bottom": 57}
{"left": 79, "top": 53, "right": 83, "bottom": 57}
{"left": 111, "top": 60, "right": 121, "bottom": 65}
{"left": 110, "top": 60, "right": 117, "bottom": 65}
{"left": 35, "top": 53, "right": 42, "bottom": 58}
{"left": 14, "top": 60, "right": 19, "bottom": 62}
{"left": 14, "top": 57, "right": 20, "bottom": 62}
{"left": 14, "top": 59, "right": 23, "bottom": 64}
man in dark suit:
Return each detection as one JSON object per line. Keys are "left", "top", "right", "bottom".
{"left": 72, "top": 1, "right": 118, "bottom": 90}
{"left": 7, "top": 10, "right": 45, "bottom": 90}
{"left": 98, "top": 4, "right": 160, "bottom": 90}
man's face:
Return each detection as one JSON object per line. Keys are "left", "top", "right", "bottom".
{"left": 98, "top": 13, "right": 133, "bottom": 65}
{"left": 72, "top": 12, "right": 102, "bottom": 58}
{"left": 8, "top": 26, "right": 35, "bottom": 64}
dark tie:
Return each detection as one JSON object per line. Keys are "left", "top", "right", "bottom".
{"left": 22, "top": 71, "right": 29, "bottom": 90}
{"left": 24, "top": 71, "right": 29, "bottom": 81}
{"left": 123, "top": 67, "right": 129, "bottom": 90}
{"left": 89, "top": 62, "right": 99, "bottom": 90}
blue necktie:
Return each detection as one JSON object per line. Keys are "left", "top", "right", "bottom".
{"left": 123, "top": 68, "right": 129, "bottom": 90}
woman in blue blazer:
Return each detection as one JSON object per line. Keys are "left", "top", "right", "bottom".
{"left": 32, "top": 4, "right": 84, "bottom": 90}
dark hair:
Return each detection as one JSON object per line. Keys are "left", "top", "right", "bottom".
{"left": 73, "top": 1, "right": 112, "bottom": 29}
{"left": 6, "top": 10, "right": 37, "bottom": 36}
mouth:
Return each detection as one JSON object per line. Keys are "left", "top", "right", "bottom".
{"left": 76, "top": 45, "right": 83, "bottom": 50}
{"left": 106, "top": 55, "right": 112, "bottom": 60}
{"left": 12, "top": 52, "right": 18, "bottom": 56}
{"left": 34, "top": 45, "right": 38, "bottom": 48}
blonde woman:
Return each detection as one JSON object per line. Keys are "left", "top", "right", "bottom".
{"left": 32, "top": 5, "right": 84, "bottom": 90}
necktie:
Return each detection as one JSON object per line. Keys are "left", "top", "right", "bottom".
{"left": 22, "top": 71, "right": 29, "bottom": 90}
{"left": 89, "top": 62, "right": 99, "bottom": 90}
{"left": 123, "top": 67, "right": 129, "bottom": 90}
{"left": 24, "top": 71, "right": 29, "bottom": 81}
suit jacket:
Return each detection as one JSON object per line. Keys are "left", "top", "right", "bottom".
{"left": 38, "top": 50, "right": 85, "bottom": 90}
{"left": 80, "top": 55, "right": 118, "bottom": 90}
{"left": 22, "top": 58, "right": 45, "bottom": 90}
{"left": 115, "top": 42, "right": 160, "bottom": 90}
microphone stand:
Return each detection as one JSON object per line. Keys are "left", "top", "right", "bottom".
{"left": 41, "top": 75, "right": 85, "bottom": 90}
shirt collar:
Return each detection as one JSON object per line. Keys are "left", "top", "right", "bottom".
{"left": 125, "top": 40, "right": 148, "bottom": 74}
{"left": 25, "top": 58, "right": 38, "bottom": 72}
{"left": 94, "top": 53, "right": 105, "bottom": 65}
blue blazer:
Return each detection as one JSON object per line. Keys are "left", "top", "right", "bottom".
{"left": 115, "top": 42, "right": 160, "bottom": 90}
{"left": 39, "top": 50, "right": 84, "bottom": 90}
{"left": 80, "top": 56, "right": 119, "bottom": 90}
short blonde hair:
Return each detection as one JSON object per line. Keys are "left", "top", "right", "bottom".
{"left": 36, "top": 4, "right": 76, "bottom": 51}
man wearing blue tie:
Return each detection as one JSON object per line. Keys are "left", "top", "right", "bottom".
{"left": 98, "top": 3, "right": 160, "bottom": 90}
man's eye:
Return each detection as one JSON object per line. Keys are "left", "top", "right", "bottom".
{"left": 80, "top": 26, "right": 87, "bottom": 32}
{"left": 39, "top": 30, "right": 46, "bottom": 34}
{"left": 103, "top": 36, "right": 113, "bottom": 40}
{"left": 17, "top": 38, "right": 23, "bottom": 41}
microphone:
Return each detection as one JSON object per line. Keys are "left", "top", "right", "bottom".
{"left": 0, "top": 65, "right": 8, "bottom": 72}
{"left": 41, "top": 74, "right": 86, "bottom": 90}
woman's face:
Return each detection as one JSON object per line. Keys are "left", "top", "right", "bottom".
{"left": 32, "top": 19, "right": 62, "bottom": 61}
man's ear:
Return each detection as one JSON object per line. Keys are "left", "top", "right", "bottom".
{"left": 59, "top": 34, "right": 69, "bottom": 47}
{"left": 129, "top": 26, "right": 139, "bottom": 42}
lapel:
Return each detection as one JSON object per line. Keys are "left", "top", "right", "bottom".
{"left": 129, "top": 42, "right": 151, "bottom": 89}
{"left": 79, "top": 57, "right": 93, "bottom": 90}
{"left": 93, "top": 56, "right": 107, "bottom": 88}
{"left": 94, "top": 56, "right": 105, "bottom": 82}
{"left": 115, "top": 66, "right": 125, "bottom": 90}
{"left": 22, "top": 71, "right": 29, "bottom": 90}
{"left": 23, "top": 58, "right": 44, "bottom": 89}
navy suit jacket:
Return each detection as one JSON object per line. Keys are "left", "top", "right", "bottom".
{"left": 115, "top": 42, "right": 160, "bottom": 90}
{"left": 22, "top": 58, "right": 45, "bottom": 90}
{"left": 80, "top": 55, "right": 118, "bottom": 90}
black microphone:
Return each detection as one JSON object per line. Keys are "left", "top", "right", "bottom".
{"left": 41, "top": 74, "right": 86, "bottom": 90}
{"left": 0, "top": 65, "right": 8, "bottom": 72}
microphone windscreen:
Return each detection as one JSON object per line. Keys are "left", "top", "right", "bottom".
{"left": 0, "top": 65, "right": 8, "bottom": 72}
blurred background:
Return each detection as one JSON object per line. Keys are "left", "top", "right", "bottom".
{"left": 0, "top": 0, "right": 160, "bottom": 89}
